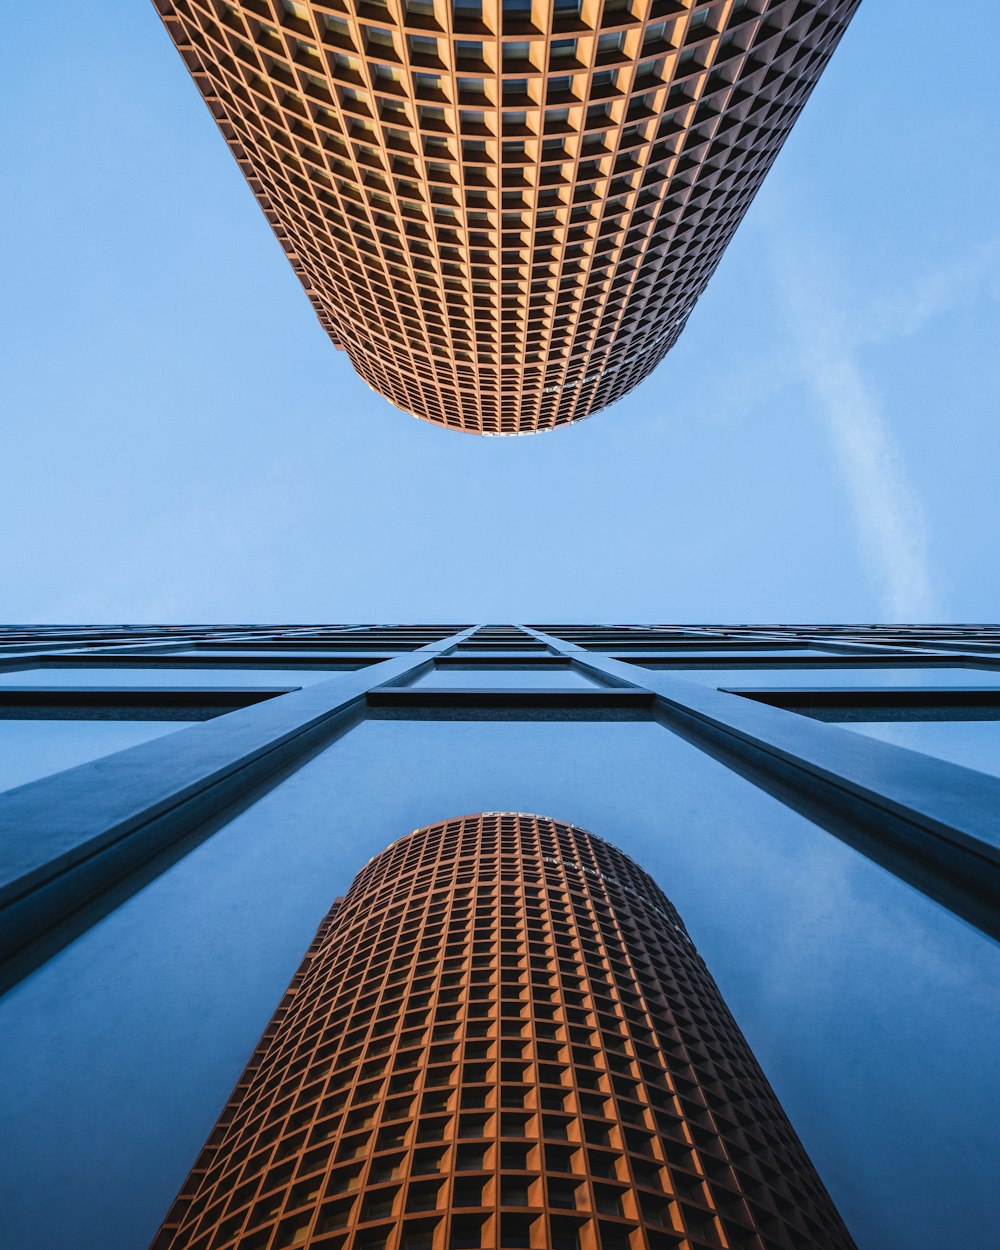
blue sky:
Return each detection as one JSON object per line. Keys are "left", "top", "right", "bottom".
{"left": 2, "top": 0, "right": 998, "bottom": 624}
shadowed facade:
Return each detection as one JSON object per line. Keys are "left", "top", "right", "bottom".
{"left": 154, "top": 0, "right": 858, "bottom": 432}
{"left": 150, "top": 813, "right": 856, "bottom": 1250}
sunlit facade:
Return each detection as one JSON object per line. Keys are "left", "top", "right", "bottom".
{"left": 154, "top": 1, "right": 858, "bottom": 432}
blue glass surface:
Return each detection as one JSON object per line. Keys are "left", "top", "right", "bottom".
{"left": 2, "top": 718, "right": 997, "bottom": 1250}
{"left": 408, "top": 665, "right": 602, "bottom": 689}
{"left": 0, "top": 667, "right": 349, "bottom": 689}
{"left": 672, "top": 665, "right": 1000, "bottom": 689}
{"left": 0, "top": 720, "right": 198, "bottom": 793}
{"left": 168, "top": 650, "right": 377, "bottom": 662}
{"left": 628, "top": 648, "right": 828, "bottom": 659}
{"left": 450, "top": 645, "right": 549, "bottom": 653}
{"left": 837, "top": 718, "right": 1000, "bottom": 780}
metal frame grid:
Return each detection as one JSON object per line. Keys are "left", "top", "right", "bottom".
{"left": 152, "top": 0, "right": 858, "bottom": 433}
{"left": 2, "top": 621, "right": 1000, "bottom": 992}
{"left": 150, "top": 813, "right": 856, "bottom": 1250}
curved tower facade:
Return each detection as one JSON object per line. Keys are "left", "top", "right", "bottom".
{"left": 151, "top": 813, "right": 854, "bottom": 1250}
{"left": 155, "top": 0, "right": 858, "bottom": 433}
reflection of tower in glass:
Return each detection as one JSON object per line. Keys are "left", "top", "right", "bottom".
{"left": 154, "top": 2, "right": 859, "bottom": 433}
{"left": 151, "top": 814, "right": 856, "bottom": 1250}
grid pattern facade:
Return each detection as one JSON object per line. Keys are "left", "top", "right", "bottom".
{"left": 153, "top": 0, "right": 858, "bottom": 434}
{"left": 151, "top": 814, "right": 855, "bottom": 1250}
{"left": 7, "top": 622, "right": 1000, "bottom": 655}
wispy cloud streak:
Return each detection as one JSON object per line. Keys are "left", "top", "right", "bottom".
{"left": 765, "top": 216, "right": 943, "bottom": 621}
{"left": 860, "top": 239, "right": 1000, "bottom": 346}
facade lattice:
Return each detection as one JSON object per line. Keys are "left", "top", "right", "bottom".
{"left": 150, "top": 814, "right": 856, "bottom": 1250}
{"left": 154, "top": 0, "right": 858, "bottom": 433}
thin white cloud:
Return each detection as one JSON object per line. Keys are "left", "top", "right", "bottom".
{"left": 860, "top": 239, "right": 1000, "bottom": 346}
{"left": 764, "top": 213, "right": 943, "bottom": 621}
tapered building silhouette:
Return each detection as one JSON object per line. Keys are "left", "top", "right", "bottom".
{"left": 154, "top": 1, "right": 858, "bottom": 433}
{"left": 151, "top": 813, "right": 855, "bottom": 1250}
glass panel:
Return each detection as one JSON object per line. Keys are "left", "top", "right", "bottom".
{"left": 631, "top": 648, "right": 834, "bottom": 661}
{"left": 0, "top": 667, "right": 349, "bottom": 689}
{"left": 450, "top": 645, "right": 549, "bottom": 653}
{"left": 834, "top": 718, "right": 1000, "bottom": 780}
{"left": 2, "top": 719, "right": 996, "bottom": 1250}
{"left": 166, "top": 650, "right": 372, "bottom": 662}
{"left": 671, "top": 665, "right": 1000, "bottom": 689}
{"left": 0, "top": 720, "right": 196, "bottom": 792}
{"left": 407, "top": 665, "right": 603, "bottom": 689}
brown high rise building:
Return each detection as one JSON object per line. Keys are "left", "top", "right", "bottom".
{"left": 154, "top": 1, "right": 858, "bottom": 433}
{"left": 151, "top": 813, "right": 855, "bottom": 1250}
